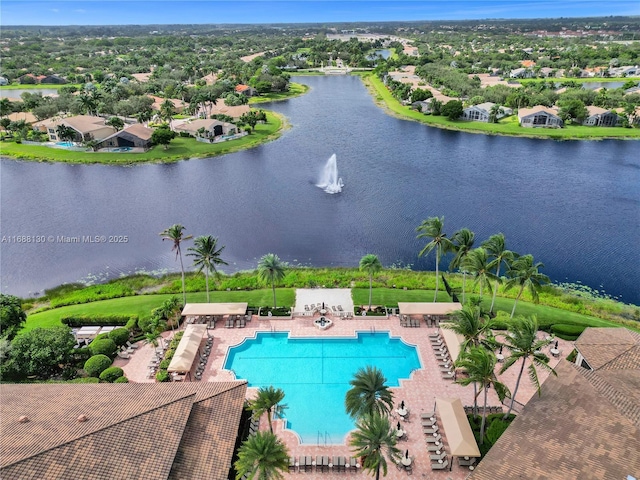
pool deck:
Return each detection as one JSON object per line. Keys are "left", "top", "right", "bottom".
{"left": 117, "top": 313, "right": 571, "bottom": 480}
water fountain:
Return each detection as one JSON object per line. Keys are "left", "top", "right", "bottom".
{"left": 317, "top": 154, "right": 344, "bottom": 194}
{"left": 314, "top": 316, "right": 333, "bottom": 330}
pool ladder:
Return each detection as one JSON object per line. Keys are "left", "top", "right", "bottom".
{"left": 317, "top": 431, "right": 332, "bottom": 446}
{"left": 370, "top": 325, "right": 376, "bottom": 333}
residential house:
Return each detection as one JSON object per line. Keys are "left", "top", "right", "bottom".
{"left": 173, "top": 118, "right": 237, "bottom": 139}
{"left": 37, "top": 115, "right": 117, "bottom": 142}
{"left": 509, "top": 68, "right": 534, "bottom": 79}
{"left": 518, "top": 105, "right": 563, "bottom": 128}
{"left": 149, "top": 96, "right": 187, "bottom": 114}
{"left": 462, "top": 102, "right": 512, "bottom": 122}
{"left": 609, "top": 65, "right": 639, "bottom": 77}
{"left": 234, "top": 84, "right": 256, "bottom": 97}
{"left": 208, "top": 99, "right": 250, "bottom": 120}
{"left": 469, "top": 327, "right": 640, "bottom": 480}
{"left": 40, "top": 74, "right": 67, "bottom": 84}
{"left": 0, "top": 382, "right": 247, "bottom": 480}
{"left": 19, "top": 74, "right": 46, "bottom": 84}
{"left": 5, "top": 112, "right": 38, "bottom": 125}
{"left": 0, "top": 76, "right": 8, "bottom": 86}
{"left": 131, "top": 72, "right": 152, "bottom": 83}
{"left": 411, "top": 98, "right": 435, "bottom": 113}
{"left": 582, "top": 106, "right": 621, "bottom": 127}
{"left": 538, "top": 67, "right": 556, "bottom": 78}
{"left": 94, "top": 123, "right": 154, "bottom": 150}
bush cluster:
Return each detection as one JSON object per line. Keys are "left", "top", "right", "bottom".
{"left": 99, "top": 366, "right": 124, "bottom": 383}
{"left": 108, "top": 327, "right": 130, "bottom": 347}
{"left": 61, "top": 314, "right": 137, "bottom": 328}
{"left": 84, "top": 354, "right": 112, "bottom": 377}
{"left": 551, "top": 323, "right": 586, "bottom": 340}
{"left": 89, "top": 338, "right": 117, "bottom": 357}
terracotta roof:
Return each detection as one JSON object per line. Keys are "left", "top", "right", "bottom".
{"left": 518, "top": 105, "right": 560, "bottom": 118}
{"left": 5, "top": 112, "right": 37, "bottom": 124}
{"left": 54, "top": 115, "right": 110, "bottom": 134}
{"left": 1, "top": 382, "right": 247, "bottom": 480}
{"left": 469, "top": 360, "right": 640, "bottom": 480}
{"left": 235, "top": 84, "right": 250, "bottom": 92}
{"left": 575, "top": 327, "right": 640, "bottom": 370}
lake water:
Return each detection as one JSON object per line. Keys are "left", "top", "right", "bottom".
{"left": 0, "top": 88, "right": 60, "bottom": 98}
{"left": 1, "top": 76, "right": 639, "bottom": 304}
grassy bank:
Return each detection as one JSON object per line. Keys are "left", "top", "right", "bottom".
{"left": 0, "top": 111, "right": 283, "bottom": 164}
{"left": 518, "top": 77, "right": 640, "bottom": 85}
{"left": 363, "top": 74, "right": 640, "bottom": 140}
{"left": 0, "top": 83, "right": 83, "bottom": 91}
{"left": 249, "top": 82, "right": 309, "bottom": 103}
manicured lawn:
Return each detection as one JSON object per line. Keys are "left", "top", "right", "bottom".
{"left": 24, "top": 287, "right": 621, "bottom": 333}
{"left": 364, "top": 75, "right": 640, "bottom": 140}
{"left": 0, "top": 83, "right": 83, "bottom": 90}
{"left": 0, "top": 111, "right": 282, "bottom": 164}
{"left": 249, "top": 82, "right": 309, "bottom": 103}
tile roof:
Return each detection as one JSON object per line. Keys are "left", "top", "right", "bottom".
{"left": 575, "top": 327, "right": 640, "bottom": 370}
{"left": 518, "top": 105, "right": 561, "bottom": 119}
{"left": 1, "top": 382, "right": 247, "bottom": 480}
{"left": 469, "top": 360, "right": 640, "bottom": 480}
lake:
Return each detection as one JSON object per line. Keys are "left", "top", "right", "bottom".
{"left": 1, "top": 76, "right": 639, "bottom": 304}
{"left": 0, "top": 88, "right": 60, "bottom": 99}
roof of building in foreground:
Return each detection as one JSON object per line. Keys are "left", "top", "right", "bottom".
{"left": 469, "top": 328, "right": 640, "bottom": 480}
{"left": 1, "top": 381, "right": 247, "bottom": 480}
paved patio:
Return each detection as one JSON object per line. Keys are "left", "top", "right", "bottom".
{"left": 117, "top": 307, "right": 572, "bottom": 480}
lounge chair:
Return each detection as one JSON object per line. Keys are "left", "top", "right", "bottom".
{"left": 430, "top": 452, "right": 447, "bottom": 462}
{"left": 225, "top": 316, "right": 234, "bottom": 328}
{"left": 442, "top": 371, "right": 455, "bottom": 380}
{"left": 425, "top": 434, "right": 442, "bottom": 444}
{"left": 126, "top": 341, "right": 138, "bottom": 349}
{"left": 423, "top": 426, "right": 438, "bottom": 435}
{"left": 116, "top": 351, "right": 130, "bottom": 359}
{"left": 421, "top": 412, "right": 435, "bottom": 419}
{"left": 289, "top": 457, "right": 297, "bottom": 473}
{"left": 427, "top": 444, "right": 442, "bottom": 452}
{"left": 422, "top": 418, "right": 436, "bottom": 426}
{"left": 428, "top": 331, "right": 440, "bottom": 338}
{"left": 430, "top": 459, "right": 449, "bottom": 470}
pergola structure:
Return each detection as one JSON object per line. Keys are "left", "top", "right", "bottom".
{"left": 167, "top": 324, "right": 208, "bottom": 381}
{"left": 181, "top": 302, "right": 248, "bottom": 325}
{"left": 439, "top": 326, "right": 464, "bottom": 363}
{"left": 435, "top": 397, "right": 481, "bottom": 470}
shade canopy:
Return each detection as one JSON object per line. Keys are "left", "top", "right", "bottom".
{"left": 397, "top": 302, "right": 462, "bottom": 316}
{"left": 181, "top": 303, "right": 248, "bottom": 317}
{"left": 436, "top": 398, "right": 481, "bottom": 457}
{"left": 439, "top": 326, "right": 464, "bottom": 363}
{"left": 167, "top": 324, "right": 207, "bottom": 373}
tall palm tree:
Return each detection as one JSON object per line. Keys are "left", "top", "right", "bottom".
{"left": 234, "top": 431, "right": 290, "bottom": 480}
{"left": 450, "top": 228, "right": 475, "bottom": 303}
{"left": 505, "top": 254, "right": 550, "bottom": 318}
{"left": 455, "top": 347, "right": 510, "bottom": 444}
{"left": 345, "top": 365, "right": 394, "bottom": 419}
{"left": 349, "top": 413, "right": 401, "bottom": 480}
{"left": 416, "top": 216, "right": 454, "bottom": 302}
{"left": 160, "top": 98, "right": 175, "bottom": 126}
{"left": 159, "top": 224, "right": 193, "bottom": 305}
{"left": 443, "top": 304, "right": 495, "bottom": 415}
{"left": 359, "top": 254, "right": 382, "bottom": 310}
{"left": 500, "top": 315, "right": 556, "bottom": 417}
{"left": 462, "top": 248, "right": 496, "bottom": 298}
{"left": 157, "top": 295, "right": 182, "bottom": 331}
{"left": 249, "top": 386, "right": 287, "bottom": 434}
{"left": 0, "top": 98, "right": 12, "bottom": 117}
{"left": 56, "top": 124, "right": 77, "bottom": 143}
{"left": 257, "top": 254, "right": 286, "bottom": 308}
{"left": 481, "top": 233, "right": 514, "bottom": 314}
{"left": 187, "top": 235, "right": 228, "bottom": 302}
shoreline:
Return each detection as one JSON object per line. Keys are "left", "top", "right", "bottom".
{"left": 360, "top": 74, "right": 640, "bottom": 141}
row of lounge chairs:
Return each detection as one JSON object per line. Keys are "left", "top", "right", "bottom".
{"left": 147, "top": 342, "right": 168, "bottom": 378}
{"left": 400, "top": 315, "right": 421, "bottom": 328}
{"left": 421, "top": 412, "right": 450, "bottom": 470}
{"left": 463, "top": 405, "right": 503, "bottom": 414}
{"left": 430, "top": 331, "right": 455, "bottom": 380}
{"left": 116, "top": 341, "right": 138, "bottom": 359}
{"left": 194, "top": 336, "right": 214, "bottom": 380}
{"left": 423, "top": 314, "right": 441, "bottom": 327}
{"left": 289, "top": 455, "right": 359, "bottom": 473}
{"left": 225, "top": 314, "right": 250, "bottom": 328}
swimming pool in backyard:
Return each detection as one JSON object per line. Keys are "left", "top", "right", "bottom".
{"left": 223, "top": 331, "right": 421, "bottom": 444}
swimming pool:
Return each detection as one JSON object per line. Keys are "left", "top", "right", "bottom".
{"left": 55, "top": 141, "right": 74, "bottom": 147}
{"left": 223, "top": 331, "right": 421, "bottom": 444}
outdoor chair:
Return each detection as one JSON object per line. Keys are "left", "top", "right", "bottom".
{"left": 422, "top": 418, "right": 436, "bottom": 426}
{"left": 430, "top": 459, "right": 448, "bottom": 470}
{"left": 423, "top": 426, "right": 438, "bottom": 435}
{"left": 126, "top": 341, "right": 138, "bottom": 349}
{"left": 117, "top": 351, "right": 130, "bottom": 359}
{"left": 442, "top": 371, "right": 455, "bottom": 380}
{"left": 428, "top": 331, "right": 440, "bottom": 338}
{"left": 289, "top": 457, "right": 297, "bottom": 473}
{"left": 427, "top": 444, "right": 442, "bottom": 452}
{"left": 430, "top": 452, "right": 446, "bottom": 462}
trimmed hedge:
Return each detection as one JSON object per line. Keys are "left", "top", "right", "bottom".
{"left": 99, "top": 366, "right": 124, "bottom": 383}
{"left": 114, "top": 376, "right": 129, "bottom": 383}
{"left": 89, "top": 338, "right": 117, "bottom": 357}
{"left": 84, "top": 354, "right": 112, "bottom": 377}
{"left": 551, "top": 323, "right": 586, "bottom": 340}
{"left": 108, "top": 327, "right": 130, "bottom": 347}
{"left": 61, "top": 314, "right": 137, "bottom": 328}
{"left": 156, "top": 370, "right": 170, "bottom": 382}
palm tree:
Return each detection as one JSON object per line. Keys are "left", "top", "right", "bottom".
{"left": 56, "top": 124, "right": 77, "bottom": 143}
{"left": 500, "top": 315, "right": 556, "bottom": 417}
{"left": 443, "top": 304, "right": 495, "bottom": 414}
{"left": 455, "top": 347, "right": 510, "bottom": 444}
{"left": 505, "top": 254, "right": 550, "bottom": 318}
{"left": 481, "top": 233, "right": 514, "bottom": 314}
{"left": 349, "top": 413, "right": 401, "bottom": 480}
{"left": 234, "top": 431, "right": 290, "bottom": 480}
{"left": 462, "top": 248, "right": 496, "bottom": 298}
{"left": 249, "top": 386, "right": 287, "bottom": 434}
{"left": 359, "top": 254, "right": 382, "bottom": 310}
{"left": 187, "top": 235, "right": 228, "bottom": 302}
{"left": 0, "top": 98, "right": 12, "bottom": 117}
{"left": 160, "top": 98, "right": 175, "bottom": 126}
{"left": 450, "top": 228, "right": 475, "bottom": 303}
{"left": 159, "top": 224, "right": 193, "bottom": 305}
{"left": 157, "top": 296, "right": 182, "bottom": 331}
{"left": 345, "top": 365, "right": 394, "bottom": 419}
{"left": 257, "top": 254, "right": 286, "bottom": 308}
{"left": 416, "top": 216, "right": 454, "bottom": 302}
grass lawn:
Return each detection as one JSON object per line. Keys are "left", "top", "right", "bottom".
{"left": 518, "top": 77, "right": 640, "bottom": 85}
{"left": 249, "top": 82, "right": 309, "bottom": 104}
{"left": 364, "top": 75, "right": 640, "bottom": 140}
{"left": 0, "top": 111, "right": 282, "bottom": 164}
{"left": 24, "top": 287, "right": 622, "bottom": 333}
{"left": 0, "top": 83, "right": 83, "bottom": 90}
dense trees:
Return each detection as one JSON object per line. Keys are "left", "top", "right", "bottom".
{"left": 0, "top": 294, "right": 26, "bottom": 341}
{"left": 4, "top": 327, "right": 76, "bottom": 379}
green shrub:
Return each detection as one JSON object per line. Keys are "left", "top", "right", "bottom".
{"left": 94, "top": 332, "right": 110, "bottom": 341}
{"left": 108, "top": 327, "right": 130, "bottom": 347}
{"left": 99, "top": 366, "right": 124, "bottom": 383}
{"left": 164, "top": 348, "right": 175, "bottom": 360}
{"left": 125, "top": 316, "right": 139, "bottom": 332}
{"left": 114, "top": 376, "right": 129, "bottom": 383}
{"left": 84, "top": 354, "right": 112, "bottom": 377}
{"left": 484, "top": 417, "right": 511, "bottom": 446}
{"left": 159, "top": 359, "right": 171, "bottom": 369}
{"left": 138, "top": 317, "right": 157, "bottom": 333}
{"left": 566, "top": 348, "right": 578, "bottom": 363}
{"left": 156, "top": 369, "right": 170, "bottom": 382}
{"left": 551, "top": 323, "right": 586, "bottom": 340}
{"left": 60, "top": 314, "right": 136, "bottom": 328}
{"left": 89, "top": 338, "right": 117, "bottom": 357}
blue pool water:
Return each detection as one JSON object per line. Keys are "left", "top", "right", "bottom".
{"left": 55, "top": 141, "right": 74, "bottom": 147}
{"left": 223, "top": 331, "right": 421, "bottom": 444}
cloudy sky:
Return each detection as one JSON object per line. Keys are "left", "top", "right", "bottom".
{"left": 2, "top": 0, "right": 639, "bottom": 26}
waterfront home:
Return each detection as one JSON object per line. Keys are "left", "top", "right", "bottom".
{"left": 411, "top": 98, "right": 435, "bottom": 113}
{"left": 94, "top": 123, "right": 154, "bottom": 150}
{"left": 582, "top": 106, "right": 621, "bottom": 127}
{"left": 208, "top": 99, "right": 250, "bottom": 120}
{"left": 173, "top": 118, "right": 237, "bottom": 139}
{"left": 509, "top": 67, "right": 534, "bottom": 79}
{"left": 470, "top": 327, "right": 640, "bottom": 480}
{"left": 462, "top": 102, "right": 512, "bottom": 122}
{"left": 0, "top": 382, "right": 247, "bottom": 480}
{"left": 149, "top": 96, "right": 187, "bottom": 114}
{"left": 36, "top": 115, "right": 117, "bottom": 142}
{"left": 234, "top": 84, "right": 257, "bottom": 97}
{"left": 518, "top": 106, "right": 564, "bottom": 128}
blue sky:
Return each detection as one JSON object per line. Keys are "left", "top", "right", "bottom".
{"left": 2, "top": 1, "right": 639, "bottom": 26}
